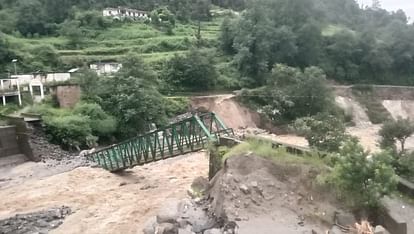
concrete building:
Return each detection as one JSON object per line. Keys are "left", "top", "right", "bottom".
{"left": 103, "top": 7, "right": 149, "bottom": 20}
{"left": 90, "top": 62, "right": 122, "bottom": 76}
{"left": 10, "top": 72, "right": 73, "bottom": 103}
{"left": 0, "top": 77, "right": 22, "bottom": 106}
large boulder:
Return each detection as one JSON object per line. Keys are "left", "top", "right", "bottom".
{"left": 374, "top": 225, "right": 390, "bottom": 234}
{"left": 156, "top": 200, "right": 180, "bottom": 224}
{"left": 156, "top": 223, "right": 178, "bottom": 234}
{"left": 143, "top": 217, "right": 157, "bottom": 234}
{"left": 334, "top": 211, "right": 356, "bottom": 227}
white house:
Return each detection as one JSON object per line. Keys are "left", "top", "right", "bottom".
{"left": 10, "top": 72, "right": 73, "bottom": 103}
{"left": 103, "top": 7, "right": 149, "bottom": 20}
{"left": 90, "top": 62, "right": 122, "bottom": 76}
{"left": 0, "top": 77, "right": 22, "bottom": 106}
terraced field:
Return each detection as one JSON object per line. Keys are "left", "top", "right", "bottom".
{"left": 5, "top": 17, "right": 223, "bottom": 68}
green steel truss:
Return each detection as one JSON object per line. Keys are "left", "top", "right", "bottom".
{"left": 86, "top": 112, "right": 233, "bottom": 172}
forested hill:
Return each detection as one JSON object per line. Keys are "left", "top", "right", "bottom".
{"left": 1, "top": 0, "right": 414, "bottom": 86}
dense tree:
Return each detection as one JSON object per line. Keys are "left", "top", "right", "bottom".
{"left": 294, "top": 114, "right": 349, "bottom": 152}
{"left": 0, "top": 37, "right": 15, "bottom": 71}
{"left": 151, "top": 7, "right": 176, "bottom": 34}
{"left": 379, "top": 118, "right": 414, "bottom": 154}
{"left": 97, "top": 55, "right": 168, "bottom": 137}
{"left": 16, "top": 0, "right": 50, "bottom": 36}
{"left": 211, "top": 0, "right": 246, "bottom": 10}
{"left": 191, "top": 0, "right": 211, "bottom": 21}
{"left": 220, "top": 0, "right": 414, "bottom": 86}
{"left": 161, "top": 49, "right": 218, "bottom": 91}
{"left": 266, "top": 64, "right": 334, "bottom": 120}
{"left": 218, "top": 17, "right": 236, "bottom": 54}
{"left": 324, "top": 31, "right": 361, "bottom": 81}
{"left": 59, "top": 20, "right": 84, "bottom": 48}
{"left": 29, "top": 45, "right": 61, "bottom": 71}
{"left": 242, "top": 64, "right": 335, "bottom": 123}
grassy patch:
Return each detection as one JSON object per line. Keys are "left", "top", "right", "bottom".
{"left": 223, "top": 138, "right": 326, "bottom": 167}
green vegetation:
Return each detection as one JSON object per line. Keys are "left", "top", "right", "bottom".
{"left": 161, "top": 49, "right": 218, "bottom": 91}
{"left": 30, "top": 103, "right": 116, "bottom": 150}
{"left": 293, "top": 114, "right": 351, "bottom": 152}
{"left": 224, "top": 138, "right": 326, "bottom": 167}
{"left": 325, "top": 139, "right": 397, "bottom": 209}
{"left": 220, "top": 0, "right": 414, "bottom": 86}
{"left": 241, "top": 64, "right": 336, "bottom": 124}
{"left": 223, "top": 137, "right": 398, "bottom": 210}
{"left": 379, "top": 117, "right": 414, "bottom": 154}
{"left": 396, "top": 152, "right": 414, "bottom": 182}
{"left": 379, "top": 117, "right": 414, "bottom": 182}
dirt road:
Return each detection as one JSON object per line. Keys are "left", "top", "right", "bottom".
{"left": 0, "top": 152, "right": 208, "bottom": 234}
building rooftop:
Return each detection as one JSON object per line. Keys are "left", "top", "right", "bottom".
{"left": 104, "top": 7, "right": 147, "bottom": 14}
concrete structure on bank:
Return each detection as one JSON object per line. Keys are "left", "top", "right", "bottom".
{"left": 89, "top": 62, "right": 122, "bottom": 76}
{"left": 0, "top": 77, "right": 22, "bottom": 106}
{"left": 9, "top": 72, "right": 74, "bottom": 103}
{"left": 103, "top": 7, "right": 149, "bottom": 20}
{"left": 50, "top": 84, "right": 81, "bottom": 108}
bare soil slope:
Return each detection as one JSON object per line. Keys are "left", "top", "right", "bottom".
{"left": 0, "top": 152, "right": 208, "bottom": 234}
{"left": 207, "top": 154, "right": 348, "bottom": 234}
{"left": 382, "top": 100, "right": 414, "bottom": 120}
{"left": 190, "top": 95, "right": 260, "bottom": 130}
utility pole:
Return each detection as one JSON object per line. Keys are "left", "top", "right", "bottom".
{"left": 12, "top": 59, "right": 18, "bottom": 75}
{"left": 11, "top": 59, "right": 22, "bottom": 105}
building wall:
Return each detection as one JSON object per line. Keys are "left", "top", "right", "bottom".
{"left": 11, "top": 73, "right": 71, "bottom": 86}
{"left": 0, "top": 126, "right": 20, "bottom": 158}
{"left": 90, "top": 63, "right": 122, "bottom": 76}
{"left": 52, "top": 85, "right": 81, "bottom": 108}
{"left": 102, "top": 8, "right": 148, "bottom": 19}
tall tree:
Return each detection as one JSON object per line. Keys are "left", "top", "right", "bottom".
{"left": 161, "top": 49, "right": 218, "bottom": 91}
{"left": 97, "top": 55, "right": 168, "bottom": 137}
{"left": 16, "top": 0, "right": 49, "bottom": 36}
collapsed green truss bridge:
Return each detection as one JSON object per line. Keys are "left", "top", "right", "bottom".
{"left": 86, "top": 112, "right": 233, "bottom": 172}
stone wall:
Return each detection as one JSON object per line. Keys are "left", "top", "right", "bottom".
{"left": 0, "top": 126, "right": 20, "bottom": 158}
{"left": 51, "top": 85, "right": 81, "bottom": 108}
{"left": 2, "top": 116, "right": 38, "bottom": 162}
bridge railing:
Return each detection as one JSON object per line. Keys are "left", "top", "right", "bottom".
{"left": 86, "top": 112, "right": 233, "bottom": 172}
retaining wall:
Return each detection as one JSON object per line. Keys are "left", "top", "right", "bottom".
{"left": 1, "top": 116, "right": 38, "bottom": 162}
{"left": 0, "top": 126, "right": 20, "bottom": 158}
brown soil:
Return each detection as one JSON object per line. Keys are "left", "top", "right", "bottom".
{"left": 190, "top": 95, "right": 260, "bottom": 130}
{"left": 0, "top": 152, "right": 208, "bottom": 234}
{"left": 207, "top": 154, "right": 348, "bottom": 234}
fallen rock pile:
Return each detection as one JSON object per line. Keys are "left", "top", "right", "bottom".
{"left": 29, "top": 125, "right": 97, "bottom": 169}
{"left": 233, "top": 127, "right": 268, "bottom": 140}
{"left": 143, "top": 198, "right": 219, "bottom": 234}
{"left": 29, "top": 125, "right": 75, "bottom": 161}
{"left": 0, "top": 206, "right": 72, "bottom": 234}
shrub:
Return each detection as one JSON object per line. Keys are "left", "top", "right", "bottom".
{"left": 379, "top": 117, "right": 414, "bottom": 154}
{"left": 293, "top": 114, "right": 350, "bottom": 152}
{"left": 326, "top": 139, "right": 398, "bottom": 209}
{"left": 165, "top": 97, "right": 190, "bottom": 117}
{"left": 73, "top": 103, "right": 117, "bottom": 138}
{"left": 395, "top": 152, "right": 414, "bottom": 182}
{"left": 43, "top": 114, "right": 94, "bottom": 150}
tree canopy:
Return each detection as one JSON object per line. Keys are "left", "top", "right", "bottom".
{"left": 220, "top": 0, "right": 414, "bottom": 86}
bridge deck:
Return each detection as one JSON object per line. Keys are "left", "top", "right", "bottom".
{"left": 86, "top": 112, "right": 233, "bottom": 172}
